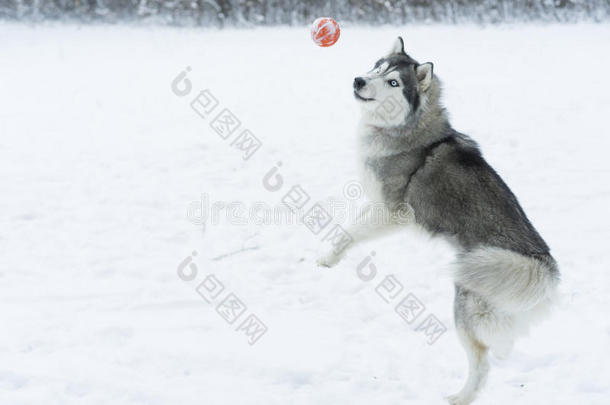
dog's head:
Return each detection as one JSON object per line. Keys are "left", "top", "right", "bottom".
{"left": 353, "top": 37, "right": 435, "bottom": 128}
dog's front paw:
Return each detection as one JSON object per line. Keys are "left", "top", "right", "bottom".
{"left": 316, "top": 251, "right": 344, "bottom": 268}
{"left": 446, "top": 393, "right": 474, "bottom": 405}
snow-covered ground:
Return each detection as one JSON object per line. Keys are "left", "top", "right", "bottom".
{"left": 1, "top": 22, "right": 610, "bottom": 405}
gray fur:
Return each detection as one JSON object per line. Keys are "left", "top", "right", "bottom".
{"left": 323, "top": 36, "right": 561, "bottom": 405}
{"left": 361, "top": 55, "right": 551, "bottom": 259}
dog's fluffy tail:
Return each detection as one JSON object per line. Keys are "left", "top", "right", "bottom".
{"left": 455, "top": 247, "right": 560, "bottom": 313}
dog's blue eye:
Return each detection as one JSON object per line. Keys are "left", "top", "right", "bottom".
{"left": 389, "top": 80, "right": 399, "bottom": 87}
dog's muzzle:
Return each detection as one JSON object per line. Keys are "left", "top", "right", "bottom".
{"left": 353, "top": 77, "right": 366, "bottom": 91}
{"left": 353, "top": 77, "right": 374, "bottom": 102}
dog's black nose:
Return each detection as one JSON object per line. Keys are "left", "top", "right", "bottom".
{"left": 353, "top": 77, "right": 366, "bottom": 91}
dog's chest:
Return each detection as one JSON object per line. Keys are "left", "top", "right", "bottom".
{"left": 358, "top": 158, "right": 385, "bottom": 203}
{"left": 357, "top": 131, "right": 419, "bottom": 205}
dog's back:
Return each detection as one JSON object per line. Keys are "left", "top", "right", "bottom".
{"left": 362, "top": 124, "right": 560, "bottom": 317}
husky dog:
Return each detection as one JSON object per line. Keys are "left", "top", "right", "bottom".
{"left": 317, "top": 37, "right": 559, "bottom": 405}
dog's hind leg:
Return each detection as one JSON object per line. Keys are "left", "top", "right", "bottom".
{"left": 447, "top": 286, "right": 491, "bottom": 405}
{"left": 447, "top": 329, "right": 490, "bottom": 405}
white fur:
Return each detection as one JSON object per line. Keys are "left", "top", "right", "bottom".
{"left": 447, "top": 248, "right": 559, "bottom": 404}
{"left": 319, "top": 39, "right": 423, "bottom": 266}
{"left": 355, "top": 122, "right": 392, "bottom": 203}
{"left": 447, "top": 330, "right": 489, "bottom": 405}
{"left": 388, "top": 37, "right": 404, "bottom": 55}
{"left": 354, "top": 67, "right": 411, "bottom": 128}
{"left": 416, "top": 62, "right": 433, "bottom": 91}
{"left": 455, "top": 247, "right": 559, "bottom": 313}
{"left": 316, "top": 203, "right": 412, "bottom": 267}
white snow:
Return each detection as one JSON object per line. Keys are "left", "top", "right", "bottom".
{"left": 1, "top": 22, "right": 610, "bottom": 405}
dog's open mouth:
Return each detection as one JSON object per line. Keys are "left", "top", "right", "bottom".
{"left": 354, "top": 91, "right": 374, "bottom": 102}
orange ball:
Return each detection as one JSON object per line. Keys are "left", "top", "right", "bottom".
{"left": 310, "top": 17, "right": 340, "bottom": 47}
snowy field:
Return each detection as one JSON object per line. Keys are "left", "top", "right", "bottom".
{"left": 1, "top": 22, "right": 610, "bottom": 405}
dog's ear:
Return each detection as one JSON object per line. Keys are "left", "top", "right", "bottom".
{"left": 388, "top": 36, "right": 405, "bottom": 55}
{"left": 416, "top": 62, "right": 434, "bottom": 91}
